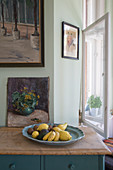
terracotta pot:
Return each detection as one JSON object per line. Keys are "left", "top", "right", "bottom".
{"left": 30, "top": 34, "right": 39, "bottom": 50}
{"left": 1, "top": 27, "right": 7, "bottom": 36}
{"left": 13, "top": 30, "right": 20, "bottom": 40}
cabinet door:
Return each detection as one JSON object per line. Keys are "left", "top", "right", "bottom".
{"left": 44, "top": 155, "right": 104, "bottom": 170}
{"left": 0, "top": 155, "right": 40, "bottom": 170}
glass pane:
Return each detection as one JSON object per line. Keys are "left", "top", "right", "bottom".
{"left": 84, "top": 19, "right": 105, "bottom": 132}
{"left": 86, "top": 0, "right": 94, "bottom": 26}
{"left": 86, "top": 0, "right": 105, "bottom": 27}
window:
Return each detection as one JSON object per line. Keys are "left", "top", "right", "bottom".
{"left": 82, "top": 0, "right": 109, "bottom": 138}
{"left": 83, "top": 0, "right": 105, "bottom": 29}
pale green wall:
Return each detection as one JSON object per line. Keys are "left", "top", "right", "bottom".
{"left": 54, "top": 0, "right": 82, "bottom": 126}
{"left": 0, "top": 0, "right": 54, "bottom": 126}
{"left": 105, "top": 0, "right": 113, "bottom": 110}
{"left": 0, "top": 0, "right": 82, "bottom": 126}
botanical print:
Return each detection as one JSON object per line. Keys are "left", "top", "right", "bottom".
{"left": 0, "top": 0, "right": 42, "bottom": 64}
{"left": 7, "top": 77, "right": 49, "bottom": 127}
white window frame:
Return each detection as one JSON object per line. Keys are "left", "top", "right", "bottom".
{"left": 82, "top": 13, "right": 110, "bottom": 138}
{"left": 82, "top": 0, "right": 105, "bottom": 29}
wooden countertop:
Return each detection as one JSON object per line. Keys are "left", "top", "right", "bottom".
{"left": 0, "top": 127, "right": 111, "bottom": 155}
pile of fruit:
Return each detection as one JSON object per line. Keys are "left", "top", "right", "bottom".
{"left": 27, "top": 123, "right": 72, "bottom": 141}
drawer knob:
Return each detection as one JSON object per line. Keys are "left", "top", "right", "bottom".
{"left": 69, "top": 164, "right": 75, "bottom": 170}
{"left": 9, "top": 163, "right": 15, "bottom": 170}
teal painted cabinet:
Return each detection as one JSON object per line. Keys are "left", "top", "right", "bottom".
{"left": 44, "top": 155, "right": 104, "bottom": 170}
{"left": 0, "top": 155, "right": 104, "bottom": 170}
{"left": 0, "top": 155, "right": 40, "bottom": 170}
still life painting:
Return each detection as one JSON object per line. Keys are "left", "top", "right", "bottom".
{"left": 0, "top": 0, "right": 44, "bottom": 67}
{"left": 7, "top": 77, "right": 49, "bottom": 127}
{"left": 62, "top": 21, "right": 79, "bottom": 60}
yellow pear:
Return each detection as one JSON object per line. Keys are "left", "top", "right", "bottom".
{"left": 52, "top": 127, "right": 62, "bottom": 132}
{"left": 32, "top": 131, "right": 39, "bottom": 139}
{"left": 60, "top": 131, "right": 72, "bottom": 141}
{"left": 37, "top": 123, "right": 49, "bottom": 131}
{"left": 58, "top": 123, "right": 67, "bottom": 131}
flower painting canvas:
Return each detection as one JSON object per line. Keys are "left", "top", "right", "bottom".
{"left": 7, "top": 77, "right": 49, "bottom": 127}
{"left": 62, "top": 22, "right": 79, "bottom": 60}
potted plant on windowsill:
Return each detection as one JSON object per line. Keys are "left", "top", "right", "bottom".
{"left": 87, "top": 95, "right": 102, "bottom": 117}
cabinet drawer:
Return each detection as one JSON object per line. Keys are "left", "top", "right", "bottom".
{"left": 44, "top": 155, "right": 100, "bottom": 170}
{"left": 0, "top": 155, "right": 40, "bottom": 170}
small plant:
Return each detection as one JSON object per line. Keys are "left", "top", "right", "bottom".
{"left": 87, "top": 95, "right": 102, "bottom": 109}
{"left": 12, "top": 87, "right": 40, "bottom": 115}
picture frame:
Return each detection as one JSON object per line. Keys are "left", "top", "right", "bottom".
{"left": 0, "top": 0, "right": 44, "bottom": 67}
{"left": 62, "top": 21, "right": 79, "bottom": 60}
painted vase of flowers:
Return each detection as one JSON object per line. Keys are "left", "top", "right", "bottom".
{"left": 12, "top": 87, "right": 40, "bottom": 116}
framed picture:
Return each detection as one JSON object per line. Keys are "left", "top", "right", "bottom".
{"left": 0, "top": 0, "right": 44, "bottom": 67}
{"left": 62, "top": 21, "right": 79, "bottom": 60}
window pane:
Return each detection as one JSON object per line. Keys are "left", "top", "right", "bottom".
{"left": 84, "top": 20, "right": 105, "bottom": 132}
{"left": 86, "top": 0, "right": 93, "bottom": 26}
{"left": 84, "top": 0, "right": 105, "bottom": 28}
